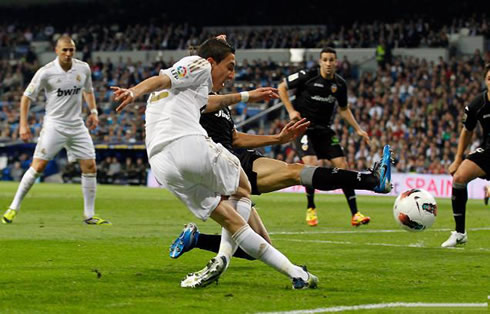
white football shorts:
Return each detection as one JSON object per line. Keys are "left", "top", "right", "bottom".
{"left": 33, "top": 124, "right": 96, "bottom": 161}
{"left": 149, "top": 135, "right": 241, "bottom": 221}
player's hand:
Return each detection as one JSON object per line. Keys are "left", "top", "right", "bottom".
{"left": 19, "top": 124, "right": 32, "bottom": 143}
{"left": 111, "top": 86, "right": 135, "bottom": 112}
{"left": 356, "top": 129, "right": 370, "bottom": 145}
{"left": 86, "top": 113, "right": 99, "bottom": 130}
{"left": 248, "top": 87, "right": 279, "bottom": 103}
{"left": 277, "top": 118, "right": 310, "bottom": 144}
{"left": 448, "top": 159, "right": 462, "bottom": 176}
{"left": 288, "top": 110, "right": 302, "bottom": 122}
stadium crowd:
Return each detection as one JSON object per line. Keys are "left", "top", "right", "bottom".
{"left": 0, "top": 15, "right": 489, "bottom": 183}
{"left": 0, "top": 14, "right": 488, "bottom": 52}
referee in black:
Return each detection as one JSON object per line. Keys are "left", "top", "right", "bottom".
{"left": 442, "top": 63, "right": 490, "bottom": 248}
{"left": 278, "top": 47, "right": 371, "bottom": 227}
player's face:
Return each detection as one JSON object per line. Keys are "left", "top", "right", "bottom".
{"left": 319, "top": 52, "right": 337, "bottom": 78}
{"left": 210, "top": 53, "right": 236, "bottom": 92}
{"left": 55, "top": 40, "right": 76, "bottom": 66}
{"left": 486, "top": 70, "right": 490, "bottom": 90}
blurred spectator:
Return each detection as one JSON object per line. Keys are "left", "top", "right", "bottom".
{"left": 9, "top": 161, "right": 24, "bottom": 181}
{"left": 1, "top": 21, "right": 489, "bottom": 178}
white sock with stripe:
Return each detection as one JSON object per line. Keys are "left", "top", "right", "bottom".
{"left": 9, "top": 167, "right": 41, "bottom": 211}
{"left": 232, "top": 224, "right": 308, "bottom": 280}
{"left": 217, "top": 197, "right": 252, "bottom": 268}
{"left": 81, "top": 173, "right": 97, "bottom": 219}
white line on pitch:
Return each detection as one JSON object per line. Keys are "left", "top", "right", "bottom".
{"left": 276, "top": 238, "right": 490, "bottom": 252}
{"left": 256, "top": 302, "right": 488, "bottom": 314}
{"left": 269, "top": 227, "right": 490, "bottom": 235}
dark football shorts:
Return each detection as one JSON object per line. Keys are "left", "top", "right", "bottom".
{"left": 234, "top": 149, "right": 264, "bottom": 195}
{"left": 294, "top": 130, "right": 345, "bottom": 160}
{"left": 466, "top": 147, "right": 490, "bottom": 180}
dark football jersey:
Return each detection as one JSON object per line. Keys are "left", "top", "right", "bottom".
{"left": 200, "top": 106, "right": 235, "bottom": 152}
{"left": 463, "top": 90, "right": 490, "bottom": 149}
{"left": 285, "top": 67, "right": 347, "bottom": 130}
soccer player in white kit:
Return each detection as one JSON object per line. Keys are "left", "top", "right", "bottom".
{"left": 2, "top": 35, "right": 110, "bottom": 225}
{"left": 112, "top": 37, "right": 318, "bottom": 289}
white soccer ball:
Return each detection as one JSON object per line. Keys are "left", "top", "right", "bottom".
{"left": 393, "top": 188, "right": 437, "bottom": 232}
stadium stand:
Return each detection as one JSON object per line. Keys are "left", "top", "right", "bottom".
{"left": 0, "top": 8, "right": 489, "bottom": 183}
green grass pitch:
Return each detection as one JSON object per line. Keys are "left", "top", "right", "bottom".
{"left": 0, "top": 182, "right": 489, "bottom": 313}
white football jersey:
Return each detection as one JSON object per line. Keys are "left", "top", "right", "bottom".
{"left": 24, "top": 57, "right": 93, "bottom": 129}
{"left": 145, "top": 55, "right": 213, "bottom": 158}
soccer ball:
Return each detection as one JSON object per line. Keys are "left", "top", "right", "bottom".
{"left": 393, "top": 189, "right": 437, "bottom": 232}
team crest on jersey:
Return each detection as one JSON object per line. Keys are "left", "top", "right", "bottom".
{"left": 26, "top": 84, "right": 35, "bottom": 94}
{"left": 331, "top": 84, "right": 337, "bottom": 93}
{"left": 176, "top": 66, "right": 188, "bottom": 78}
{"left": 76, "top": 75, "right": 81, "bottom": 82}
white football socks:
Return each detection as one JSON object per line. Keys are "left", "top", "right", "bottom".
{"left": 9, "top": 167, "right": 40, "bottom": 211}
{"left": 232, "top": 224, "right": 308, "bottom": 280}
{"left": 81, "top": 173, "right": 97, "bottom": 219}
{"left": 217, "top": 197, "right": 252, "bottom": 268}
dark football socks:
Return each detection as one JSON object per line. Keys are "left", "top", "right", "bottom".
{"left": 196, "top": 234, "right": 255, "bottom": 260}
{"left": 343, "top": 188, "right": 358, "bottom": 216}
{"left": 451, "top": 183, "right": 467, "bottom": 233}
{"left": 309, "top": 167, "right": 378, "bottom": 191}
{"left": 305, "top": 186, "right": 316, "bottom": 209}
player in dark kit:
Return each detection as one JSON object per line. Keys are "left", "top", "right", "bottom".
{"left": 169, "top": 95, "right": 393, "bottom": 260}
{"left": 278, "top": 47, "right": 371, "bottom": 227}
{"left": 442, "top": 63, "right": 490, "bottom": 248}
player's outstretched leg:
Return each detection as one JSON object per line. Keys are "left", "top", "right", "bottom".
{"left": 169, "top": 223, "right": 200, "bottom": 258}
{"left": 2, "top": 166, "right": 42, "bottom": 224}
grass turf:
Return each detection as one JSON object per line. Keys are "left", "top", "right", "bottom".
{"left": 0, "top": 182, "right": 488, "bottom": 313}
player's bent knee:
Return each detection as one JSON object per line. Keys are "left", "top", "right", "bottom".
{"left": 31, "top": 159, "right": 48, "bottom": 173}
{"left": 80, "top": 160, "right": 97, "bottom": 173}
{"left": 287, "top": 163, "right": 304, "bottom": 182}
{"left": 453, "top": 172, "right": 470, "bottom": 185}
{"left": 234, "top": 185, "right": 251, "bottom": 199}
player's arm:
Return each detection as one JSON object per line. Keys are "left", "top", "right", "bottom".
{"left": 112, "top": 75, "right": 171, "bottom": 112}
{"left": 83, "top": 91, "right": 99, "bottom": 130}
{"left": 204, "top": 87, "right": 279, "bottom": 113}
{"left": 278, "top": 81, "right": 301, "bottom": 121}
{"left": 20, "top": 67, "right": 45, "bottom": 143}
{"left": 448, "top": 127, "right": 473, "bottom": 175}
{"left": 19, "top": 95, "right": 33, "bottom": 142}
{"left": 232, "top": 118, "right": 310, "bottom": 148}
{"left": 338, "top": 105, "right": 370, "bottom": 145}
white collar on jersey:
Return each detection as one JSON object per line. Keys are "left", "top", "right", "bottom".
{"left": 55, "top": 56, "right": 74, "bottom": 73}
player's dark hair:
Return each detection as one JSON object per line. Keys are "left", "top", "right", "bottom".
{"left": 484, "top": 63, "right": 490, "bottom": 77}
{"left": 197, "top": 38, "right": 235, "bottom": 63}
{"left": 320, "top": 47, "right": 337, "bottom": 57}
